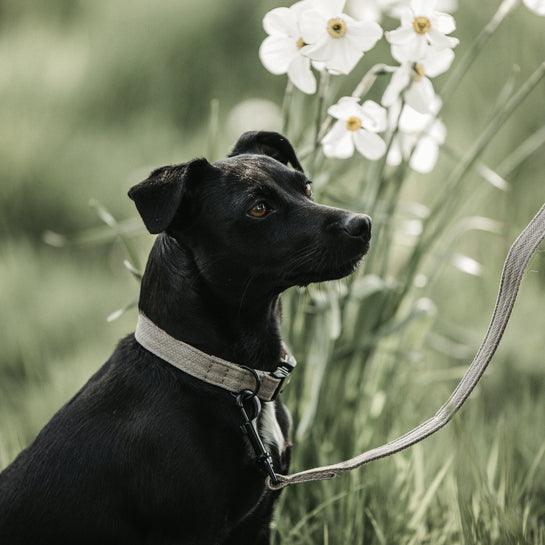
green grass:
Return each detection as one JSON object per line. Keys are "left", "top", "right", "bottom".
{"left": 1, "top": 0, "right": 544, "bottom": 543}
{"left": 273, "top": 271, "right": 545, "bottom": 544}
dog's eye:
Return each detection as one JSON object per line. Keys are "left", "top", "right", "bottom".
{"left": 305, "top": 183, "right": 313, "bottom": 198}
{"left": 248, "top": 203, "right": 269, "bottom": 218}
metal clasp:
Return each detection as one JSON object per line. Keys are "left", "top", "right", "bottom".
{"left": 235, "top": 389, "right": 278, "bottom": 485}
{"left": 270, "top": 354, "right": 297, "bottom": 400}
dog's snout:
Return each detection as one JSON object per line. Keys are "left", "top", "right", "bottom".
{"left": 343, "top": 214, "right": 372, "bottom": 239}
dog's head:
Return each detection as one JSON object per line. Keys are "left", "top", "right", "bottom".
{"left": 129, "top": 131, "right": 371, "bottom": 298}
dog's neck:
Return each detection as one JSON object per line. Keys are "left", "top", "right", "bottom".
{"left": 138, "top": 234, "right": 284, "bottom": 372}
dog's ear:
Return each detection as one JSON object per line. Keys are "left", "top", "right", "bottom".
{"left": 128, "top": 158, "right": 214, "bottom": 234}
{"left": 228, "top": 131, "right": 304, "bottom": 173}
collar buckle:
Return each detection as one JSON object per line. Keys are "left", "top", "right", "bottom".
{"left": 270, "top": 354, "right": 297, "bottom": 400}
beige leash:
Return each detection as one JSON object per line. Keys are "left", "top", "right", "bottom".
{"left": 268, "top": 203, "right": 545, "bottom": 490}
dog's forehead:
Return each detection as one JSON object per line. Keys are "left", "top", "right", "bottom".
{"left": 212, "top": 155, "right": 305, "bottom": 187}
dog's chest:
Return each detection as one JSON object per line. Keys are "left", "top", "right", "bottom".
{"left": 258, "top": 401, "right": 286, "bottom": 455}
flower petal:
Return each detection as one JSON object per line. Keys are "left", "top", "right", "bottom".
{"left": 385, "top": 26, "right": 415, "bottom": 45}
{"left": 322, "top": 118, "right": 349, "bottom": 143}
{"left": 299, "top": 9, "right": 327, "bottom": 44}
{"left": 301, "top": 39, "right": 332, "bottom": 62}
{"left": 312, "top": 0, "right": 347, "bottom": 17}
{"left": 259, "top": 35, "right": 297, "bottom": 74}
{"left": 412, "top": 34, "right": 431, "bottom": 59}
{"left": 427, "top": 27, "right": 459, "bottom": 49}
{"left": 422, "top": 47, "right": 455, "bottom": 77}
{"left": 348, "top": 1, "right": 383, "bottom": 23}
{"left": 436, "top": 0, "right": 458, "bottom": 12}
{"left": 287, "top": 55, "right": 317, "bottom": 94}
{"left": 291, "top": 0, "right": 316, "bottom": 16}
{"left": 399, "top": 7, "right": 415, "bottom": 26}
{"left": 405, "top": 77, "right": 436, "bottom": 113}
{"left": 398, "top": 131, "right": 417, "bottom": 158}
{"left": 382, "top": 65, "right": 412, "bottom": 107}
{"left": 327, "top": 96, "right": 360, "bottom": 120}
{"left": 391, "top": 43, "right": 413, "bottom": 64}
{"left": 322, "top": 121, "right": 355, "bottom": 158}
{"left": 410, "top": 136, "right": 439, "bottom": 173}
{"left": 263, "top": 7, "right": 294, "bottom": 36}
{"left": 359, "top": 100, "right": 388, "bottom": 132}
{"left": 387, "top": 136, "right": 403, "bottom": 166}
{"left": 345, "top": 18, "right": 384, "bottom": 51}
{"left": 428, "top": 118, "right": 447, "bottom": 143}
{"left": 524, "top": 0, "right": 545, "bottom": 15}
{"left": 411, "top": 0, "right": 437, "bottom": 16}
{"left": 305, "top": 34, "right": 364, "bottom": 75}
{"left": 398, "top": 103, "right": 431, "bottom": 132}
{"left": 353, "top": 130, "right": 387, "bottom": 160}
{"left": 433, "top": 12, "right": 456, "bottom": 34}
{"left": 324, "top": 37, "right": 364, "bottom": 74}
{"left": 311, "top": 59, "right": 326, "bottom": 71}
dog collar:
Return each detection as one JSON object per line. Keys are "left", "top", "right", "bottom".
{"left": 134, "top": 312, "right": 296, "bottom": 402}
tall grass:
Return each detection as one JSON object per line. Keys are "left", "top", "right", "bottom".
{"left": 262, "top": 1, "right": 545, "bottom": 542}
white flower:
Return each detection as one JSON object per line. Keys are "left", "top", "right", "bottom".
{"left": 322, "top": 97, "right": 387, "bottom": 159}
{"left": 436, "top": 0, "right": 458, "bottom": 13}
{"left": 346, "top": 0, "right": 401, "bottom": 23}
{"left": 387, "top": 100, "right": 446, "bottom": 173}
{"left": 382, "top": 46, "right": 454, "bottom": 113}
{"left": 259, "top": 1, "right": 317, "bottom": 94}
{"left": 387, "top": 0, "right": 458, "bottom": 19}
{"left": 299, "top": 0, "right": 383, "bottom": 75}
{"left": 347, "top": 0, "right": 453, "bottom": 23}
{"left": 385, "top": 0, "right": 459, "bottom": 60}
{"left": 523, "top": 0, "right": 545, "bottom": 15}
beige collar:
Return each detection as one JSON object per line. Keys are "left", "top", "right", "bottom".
{"left": 134, "top": 312, "right": 296, "bottom": 402}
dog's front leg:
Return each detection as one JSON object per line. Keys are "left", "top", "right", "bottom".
{"left": 222, "top": 489, "right": 282, "bottom": 545}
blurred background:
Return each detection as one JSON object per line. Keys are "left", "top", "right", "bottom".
{"left": 0, "top": 0, "right": 543, "bottom": 542}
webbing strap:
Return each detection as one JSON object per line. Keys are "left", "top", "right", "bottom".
{"left": 135, "top": 313, "right": 296, "bottom": 402}
{"left": 268, "top": 203, "right": 545, "bottom": 490}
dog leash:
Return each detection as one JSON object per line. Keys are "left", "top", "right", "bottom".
{"left": 267, "top": 202, "right": 545, "bottom": 490}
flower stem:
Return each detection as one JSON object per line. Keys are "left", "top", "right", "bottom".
{"left": 314, "top": 69, "right": 330, "bottom": 147}
{"left": 316, "top": 64, "right": 397, "bottom": 143}
{"left": 281, "top": 80, "right": 294, "bottom": 135}
{"left": 439, "top": 0, "right": 520, "bottom": 110}
{"left": 401, "top": 60, "right": 545, "bottom": 297}
{"left": 406, "top": 0, "right": 521, "bottom": 172}
{"left": 378, "top": 162, "right": 410, "bottom": 279}
{"left": 352, "top": 64, "right": 398, "bottom": 100}
{"left": 430, "top": 61, "right": 544, "bottom": 235}
{"left": 362, "top": 108, "right": 405, "bottom": 278}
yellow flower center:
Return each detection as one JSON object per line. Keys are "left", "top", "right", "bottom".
{"left": 346, "top": 116, "right": 362, "bottom": 132}
{"left": 296, "top": 37, "right": 306, "bottom": 50}
{"left": 327, "top": 17, "right": 347, "bottom": 39}
{"left": 412, "top": 16, "right": 431, "bottom": 34}
{"left": 413, "top": 62, "right": 425, "bottom": 82}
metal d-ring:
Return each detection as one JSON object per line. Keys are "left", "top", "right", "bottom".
{"left": 239, "top": 365, "right": 262, "bottom": 399}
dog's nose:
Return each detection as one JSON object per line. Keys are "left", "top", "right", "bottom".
{"left": 343, "top": 214, "right": 372, "bottom": 239}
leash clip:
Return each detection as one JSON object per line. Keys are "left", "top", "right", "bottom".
{"left": 235, "top": 389, "right": 278, "bottom": 485}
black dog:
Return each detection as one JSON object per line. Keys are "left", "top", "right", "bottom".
{"left": 0, "top": 131, "right": 371, "bottom": 544}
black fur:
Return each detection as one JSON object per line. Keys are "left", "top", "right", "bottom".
{"left": 0, "top": 131, "right": 371, "bottom": 544}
